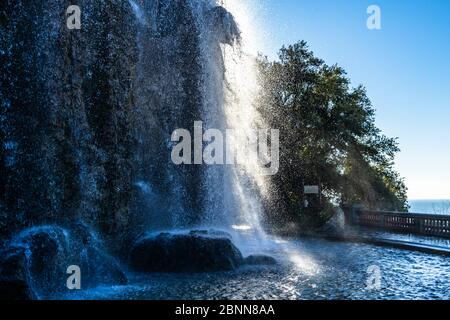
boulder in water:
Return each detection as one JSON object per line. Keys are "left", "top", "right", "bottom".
{"left": 71, "top": 222, "right": 128, "bottom": 287}
{"left": 189, "top": 229, "right": 233, "bottom": 239}
{"left": 0, "top": 247, "right": 35, "bottom": 300}
{"left": 80, "top": 246, "right": 128, "bottom": 287}
{"left": 0, "top": 279, "right": 33, "bottom": 300}
{"left": 0, "top": 227, "right": 69, "bottom": 299}
{"left": 243, "top": 255, "right": 278, "bottom": 266}
{"left": 0, "top": 225, "right": 127, "bottom": 299}
{"left": 130, "top": 230, "right": 244, "bottom": 273}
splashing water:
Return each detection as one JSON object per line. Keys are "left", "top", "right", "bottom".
{"left": 184, "top": 0, "right": 275, "bottom": 249}
{"left": 220, "top": 0, "right": 270, "bottom": 239}
{"left": 127, "top": 0, "right": 272, "bottom": 243}
{"left": 128, "top": 0, "right": 147, "bottom": 25}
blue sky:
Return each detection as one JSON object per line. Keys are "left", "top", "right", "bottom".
{"left": 249, "top": 0, "right": 450, "bottom": 200}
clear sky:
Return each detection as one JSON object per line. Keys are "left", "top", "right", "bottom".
{"left": 247, "top": 0, "right": 450, "bottom": 200}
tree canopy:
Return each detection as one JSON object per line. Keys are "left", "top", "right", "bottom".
{"left": 257, "top": 41, "right": 408, "bottom": 226}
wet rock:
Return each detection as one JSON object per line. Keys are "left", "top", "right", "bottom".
{"left": 189, "top": 229, "right": 233, "bottom": 239}
{"left": 244, "top": 255, "right": 278, "bottom": 266}
{"left": 80, "top": 246, "right": 128, "bottom": 287}
{"left": 0, "top": 247, "right": 28, "bottom": 282}
{"left": 0, "top": 247, "right": 34, "bottom": 300}
{"left": 0, "top": 279, "right": 33, "bottom": 300}
{"left": 0, "top": 225, "right": 127, "bottom": 299}
{"left": 130, "top": 231, "right": 244, "bottom": 273}
{"left": 24, "top": 229, "right": 66, "bottom": 279}
{"left": 208, "top": 6, "right": 241, "bottom": 45}
{"left": 1, "top": 227, "right": 69, "bottom": 298}
{"left": 71, "top": 222, "right": 128, "bottom": 286}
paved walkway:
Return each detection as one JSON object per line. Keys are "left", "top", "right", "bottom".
{"left": 317, "top": 226, "right": 450, "bottom": 256}
{"left": 352, "top": 227, "right": 450, "bottom": 248}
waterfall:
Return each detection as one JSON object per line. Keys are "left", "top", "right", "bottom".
{"left": 190, "top": 0, "right": 270, "bottom": 239}
{"left": 0, "top": 0, "right": 271, "bottom": 251}
{"left": 220, "top": 0, "right": 269, "bottom": 238}
{"left": 0, "top": 0, "right": 274, "bottom": 298}
{"left": 129, "top": 0, "right": 270, "bottom": 237}
{"left": 128, "top": 0, "right": 147, "bottom": 26}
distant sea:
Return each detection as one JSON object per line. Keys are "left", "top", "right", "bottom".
{"left": 408, "top": 199, "right": 450, "bottom": 215}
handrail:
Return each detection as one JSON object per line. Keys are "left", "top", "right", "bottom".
{"left": 361, "top": 210, "right": 450, "bottom": 220}
{"left": 344, "top": 208, "right": 450, "bottom": 238}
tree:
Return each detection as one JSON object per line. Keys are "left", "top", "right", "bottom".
{"left": 257, "top": 41, "right": 408, "bottom": 227}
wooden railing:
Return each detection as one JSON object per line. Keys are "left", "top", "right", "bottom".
{"left": 344, "top": 207, "right": 450, "bottom": 238}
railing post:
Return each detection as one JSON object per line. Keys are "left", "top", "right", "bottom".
{"left": 419, "top": 218, "right": 425, "bottom": 234}
{"left": 381, "top": 212, "right": 386, "bottom": 228}
{"left": 350, "top": 204, "right": 363, "bottom": 226}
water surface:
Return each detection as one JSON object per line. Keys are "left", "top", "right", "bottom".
{"left": 64, "top": 237, "right": 450, "bottom": 300}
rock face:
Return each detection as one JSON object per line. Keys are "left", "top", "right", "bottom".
{"left": 0, "top": 0, "right": 242, "bottom": 250}
{"left": 208, "top": 5, "right": 241, "bottom": 45}
{"left": 130, "top": 231, "right": 244, "bottom": 273}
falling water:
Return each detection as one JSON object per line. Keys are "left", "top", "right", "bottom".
{"left": 128, "top": 0, "right": 271, "bottom": 239}
{"left": 128, "top": 0, "right": 147, "bottom": 25}
{"left": 220, "top": 0, "right": 269, "bottom": 238}
{"left": 195, "top": 0, "right": 271, "bottom": 236}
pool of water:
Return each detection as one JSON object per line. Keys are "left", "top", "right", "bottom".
{"left": 62, "top": 236, "right": 450, "bottom": 300}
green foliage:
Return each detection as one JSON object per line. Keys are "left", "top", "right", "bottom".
{"left": 258, "top": 41, "right": 408, "bottom": 224}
